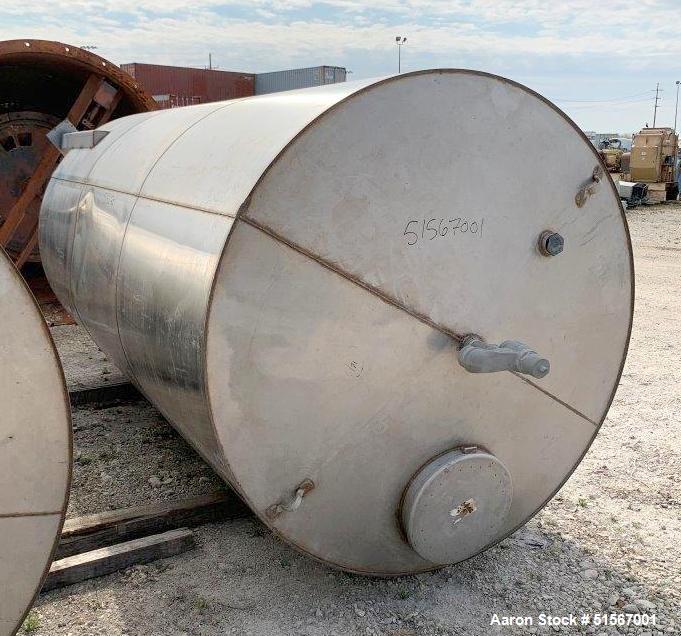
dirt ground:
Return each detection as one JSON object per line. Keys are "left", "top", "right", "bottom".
{"left": 50, "top": 325, "right": 127, "bottom": 392}
{"left": 21, "top": 204, "right": 681, "bottom": 635}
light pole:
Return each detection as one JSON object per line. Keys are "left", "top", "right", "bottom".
{"left": 395, "top": 36, "right": 407, "bottom": 73}
{"left": 674, "top": 80, "right": 681, "bottom": 196}
{"left": 652, "top": 82, "right": 660, "bottom": 127}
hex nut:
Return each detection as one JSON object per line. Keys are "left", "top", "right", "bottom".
{"left": 539, "top": 231, "right": 564, "bottom": 256}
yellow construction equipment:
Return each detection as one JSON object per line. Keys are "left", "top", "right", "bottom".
{"left": 629, "top": 127, "right": 678, "bottom": 201}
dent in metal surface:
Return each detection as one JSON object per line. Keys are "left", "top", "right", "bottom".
{"left": 38, "top": 177, "right": 84, "bottom": 315}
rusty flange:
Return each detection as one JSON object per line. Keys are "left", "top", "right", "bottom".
{"left": 0, "top": 39, "right": 157, "bottom": 113}
{"left": 0, "top": 39, "right": 157, "bottom": 265}
{"left": 0, "top": 112, "right": 59, "bottom": 256}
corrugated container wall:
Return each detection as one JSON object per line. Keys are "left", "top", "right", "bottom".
{"left": 121, "top": 63, "right": 255, "bottom": 108}
{"left": 255, "top": 65, "right": 346, "bottom": 95}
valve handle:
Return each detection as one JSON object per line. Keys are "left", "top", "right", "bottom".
{"left": 458, "top": 337, "right": 550, "bottom": 379}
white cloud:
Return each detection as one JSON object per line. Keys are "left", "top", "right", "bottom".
{"left": 2, "top": 0, "right": 681, "bottom": 62}
{"left": 2, "top": 0, "right": 679, "bottom": 130}
{"left": 0, "top": 6, "right": 674, "bottom": 63}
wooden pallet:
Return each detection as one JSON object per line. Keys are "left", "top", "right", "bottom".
{"left": 44, "top": 492, "right": 251, "bottom": 591}
{"left": 68, "top": 380, "right": 142, "bottom": 407}
{"left": 646, "top": 182, "right": 669, "bottom": 204}
{"left": 45, "top": 529, "right": 195, "bottom": 592}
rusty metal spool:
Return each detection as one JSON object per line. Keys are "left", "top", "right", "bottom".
{"left": 0, "top": 248, "right": 71, "bottom": 636}
{"left": 0, "top": 39, "right": 156, "bottom": 268}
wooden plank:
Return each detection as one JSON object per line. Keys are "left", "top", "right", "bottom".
{"left": 646, "top": 183, "right": 668, "bottom": 204}
{"left": 57, "top": 492, "right": 250, "bottom": 559}
{"left": 0, "top": 74, "right": 103, "bottom": 247}
{"left": 44, "top": 528, "right": 195, "bottom": 591}
{"left": 68, "top": 380, "right": 142, "bottom": 407}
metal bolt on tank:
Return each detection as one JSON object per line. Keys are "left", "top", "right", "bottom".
{"left": 39, "top": 69, "right": 633, "bottom": 575}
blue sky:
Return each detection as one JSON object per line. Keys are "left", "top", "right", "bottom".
{"left": 3, "top": 0, "right": 681, "bottom": 132}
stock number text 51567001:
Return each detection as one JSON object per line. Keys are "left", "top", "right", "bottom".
{"left": 403, "top": 218, "right": 484, "bottom": 246}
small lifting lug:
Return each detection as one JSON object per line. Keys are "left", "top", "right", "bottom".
{"left": 265, "top": 479, "right": 315, "bottom": 521}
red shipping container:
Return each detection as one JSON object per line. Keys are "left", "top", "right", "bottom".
{"left": 120, "top": 63, "right": 255, "bottom": 107}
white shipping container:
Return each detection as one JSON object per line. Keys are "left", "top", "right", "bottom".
{"left": 255, "top": 65, "right": 346, "bottom": 95}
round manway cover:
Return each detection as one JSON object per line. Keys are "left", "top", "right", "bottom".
{"left": 0, "top": 250, "right": 71, "bottom": 636}
{"left": 401, "top": 449, "right": 513, "bottom": 564}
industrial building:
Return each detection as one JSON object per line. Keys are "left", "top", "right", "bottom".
{"left": 119, "top": 62, "right": 347, "bottom": 108}
{"left": 254, "top": 65, "right": 346, "bottom": 94}
{"left": 120, "top": 62, "right": 255, "bottom": 108}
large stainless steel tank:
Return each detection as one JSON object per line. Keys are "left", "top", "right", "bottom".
{"left": 0, "top": 248, "right": 71, "bottom": 635}
{"left": 39, "top": 70, "right": 633, "bottom": 576}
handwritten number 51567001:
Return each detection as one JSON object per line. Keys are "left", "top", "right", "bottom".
{"left": 403, "top": 218, "right": 484, "bottom": 246}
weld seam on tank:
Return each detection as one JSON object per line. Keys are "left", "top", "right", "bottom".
{"left": 44, "top": 173, "right": 607, "bottom": 433}
{"left": 131, "top": 98, "right": 244, "bottom": 197}
{"left": 71, "top": 113, "right": 157, "bottom": 186}
{"left": 0, "top": 510, "right": 65, "bottom": 518}
{"left": 239, "top": 215, "right": 599, "bottom": 428}
{"left": 67, "top": 101, "right": 241, "bottom": 379}
{"left": 63, "top": 114, "right": 157, "bottom": 360}
{"left": 51, "top": 176, "right": 240, "bottom": 219}
{"left": 510, "top": 372, "right": 599, "bottom": 426}
{"left": 240, "top": 215, "right": 465, "bottom": 342}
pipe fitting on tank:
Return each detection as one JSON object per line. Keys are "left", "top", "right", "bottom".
{"left": 457, "top": 336, "right": 550, "bottom": 379}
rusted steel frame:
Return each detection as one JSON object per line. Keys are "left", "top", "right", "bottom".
{"left": 0, "top": 142, "right": 59, "bottom": 246}
{"left": 0, "top": 74, "right": 103, "bottom": 251}
{"left": 14, "top": 231, "right": 38, "bottom": 269}
{"left": 0, "top": 40, "right": 158, "bottom": 114}
{"left": 98, "top": 90, "right": 123, "bottom": 126}
{"left": 9, "top": 82, "right": 123, "bottom": 266}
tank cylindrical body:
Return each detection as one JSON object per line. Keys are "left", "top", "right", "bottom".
{"left": 39, "top": 70, "right": 633, "bottom": 575}
{"left": 0, "top": 248, "right": 71, "bottom": 635}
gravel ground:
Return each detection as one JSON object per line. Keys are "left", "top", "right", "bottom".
{"left": 67, "top": 402, "right": 225, "bottom": 518}
{"left": 20, "top": 205, "right": 681, "bottom": 635}
{"left": 50, "top": 324, "right": 126, "bottom": 391}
